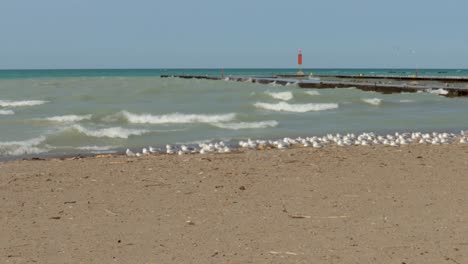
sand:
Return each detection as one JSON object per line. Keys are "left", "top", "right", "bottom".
{"left": 1, "top": 144, "right": 468, "bottom": 263}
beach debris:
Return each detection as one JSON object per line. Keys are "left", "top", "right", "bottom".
{"left": 269, "top": 251, "right": 301, "bottom": 256}
{"left": 288, "top": 214, "right": 349, "bottom": 219}
{"left": 288, "top": 214, "right": 312, "bottom": 219}
{"left": 104, "top": 209, "right": 118, "bottom": 216}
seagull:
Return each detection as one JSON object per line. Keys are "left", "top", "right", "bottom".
{"left": 126, "top": 149, "right": 135, "bottom": 157}
{"left": 142, "top": 148, "right": 149, "bottom": 155}
{"left": 149, "top": 146, "right": 158, "bottom": 153}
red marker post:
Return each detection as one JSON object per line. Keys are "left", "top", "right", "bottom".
{"left": 298, "top": 50, "right": 303, "bottom": 66}
{"left": 297, "top": 50, "right": 304, "bottom": 76}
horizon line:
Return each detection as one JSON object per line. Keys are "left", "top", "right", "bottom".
{"left": 1, "top": 67, "right": 467, "bottom": 71}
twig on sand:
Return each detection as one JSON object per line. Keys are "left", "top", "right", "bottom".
{"left": 288, "top": 214, "right": 312, "bottom": 219}
{"left": 288, "top": 214, "right": 349, "bottom": 219}
{"left": 104, "top": 209, "right": 118, "bottom": 216}
{"left": 269, "top": 251, "right": 300, "bottom": 256}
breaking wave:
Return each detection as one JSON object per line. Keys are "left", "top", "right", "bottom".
{"left": 362, "top": 98, "right": 382, "bottom": 106}
{"left": 211, "top": 120, "right": 279, "bottom": 130}
{"left": 0, "top": 136, "right": 47, "bottom": 156}
{"left": 64, "top": 125, "right": 149, "bottom": 139}
{"left": 305, "top": 91, "right": 320, "bottom": 96}
{"left": 76, "top": 145, "right": 115, "bottom": 151}
{"left": 0, "top": 100, "right": 48, "bottom": 107}
{"left": 106, "top": 110, "right": 237, "bottom": 124}
{"left": 265, "top": 91, "right": 293, "bottom": 101}
{"left": 254, "top": 102, "right": 338, "bottom": 113}
{"left": 42, "top": 114, "right": 92, "bottom": 123}
{"left": 0, "top": 110, "right": 14, "bottom": 115}
{"left": 426, "top": 88, "right": 449, "bottom": 95}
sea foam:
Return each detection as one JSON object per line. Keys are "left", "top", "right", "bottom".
{"left": 44, "top": 114, "right": 92, "bottom": 123}
{"left": 0, "top": 136, "right": 46, "bottom": 156}
{"left": 266, "top": 91, "right": 293, "bottom": 101}
{"left": 0, "top": 100, "right": 48, "bottom": 107}
{"left": 0, "top": 110, "right": 14, "bottom": 115}
{"left": 211, "top": 120, "right": 279, "bottom": 130}
{"left": 426, "top": 88, "right": 449, "bottom": 95}
{"left": 254, "top": 102, "right": 338, "bottom": 113}
{"left": 77, "top": 145, "right": 115, "bottom": 151}
{"left": 111, "top": 111, "right": 236, "bottom": 124}
{"left": 68, "top": 125, "right": 149, "bottom": 139}
{"left": 305, "top": 91, "right": 320, "bottom": 96}
{"left": 362, "top": 98, "right": 382, "bottom": 106}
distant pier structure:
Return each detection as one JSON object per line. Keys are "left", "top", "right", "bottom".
{"left": 161, "top": 74, "right": 468, "bottom": 97}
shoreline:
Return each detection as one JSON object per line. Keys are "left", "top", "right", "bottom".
{"left": 2, "top": 127, "right": 467, "bottom": 163}
{"left": 1, "top": 143, "right": 468, "bottom": 263}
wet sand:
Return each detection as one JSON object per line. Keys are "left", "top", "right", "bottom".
{"left": 1, "top": 144, "right": 468, "bottom": 263}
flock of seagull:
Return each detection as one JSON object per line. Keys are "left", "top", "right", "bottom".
{"left": 125, "top": 130, "right": 468, "bottom": 157}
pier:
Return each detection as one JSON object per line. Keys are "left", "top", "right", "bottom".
{"left": 161, "top": 75, "right": 468, "bottom": 97}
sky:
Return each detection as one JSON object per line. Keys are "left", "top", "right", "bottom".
{"left": 1, "top": 0, "right": 467, "bottom": 69}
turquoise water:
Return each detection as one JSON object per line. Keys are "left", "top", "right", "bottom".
{"left": 1, "top": 69, "right": 467, "bottom": 159}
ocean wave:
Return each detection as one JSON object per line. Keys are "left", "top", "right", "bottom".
{"left": 77, "top": 145, "right": 116, "bottom": 151}
{"left": 0, "top": 100, "right": 48, "bottom": 107}
{"left": 305, "top": 91, "right": 320, "bottom": 96}
{"left": 66, "top": 125, "right": 149, "bottom": 139}
{"left": 266, "top": 91, "right": 293, "bottom": 101}
{"left": 399, "top": 99, "right": 415, "bottom": 103}
{"left": 0, "top": 136, "right": 46, "bottom": 156}
{"left": 426, "top": 88, "right": 449, "bottom": 95}
{"left": 211, "top": 120, "right": 279, "bottom": 130}
{"left": 0, "top": 110, "right": 14, "bottom": 115}
{"left": 285, "top": 82, "right": 298, "bottom": 86}
{"left": 43, "top": 114, "right": 92, "bottom": 123}
{"left": 362, "top": 98, "right": 382, "bottom": 106}
{"left": 254, "top": 102, "right": 338, "bottom": 113}
{"left": 107, "top": 111, "right": 237, "bottom": 124}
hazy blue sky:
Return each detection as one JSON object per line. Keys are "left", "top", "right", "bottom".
{"left": 1, "top": 0, "right": 467, "bottom": 69}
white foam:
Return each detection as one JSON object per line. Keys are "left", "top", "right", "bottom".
{"left": 0, "top": 100, "right": 48, "bottom": 107}
{"left": 254, "top": 102, "right": 338, "bottom": 113}
{"left": 265, "top": 91, "right": 293, "bottom": 101}
{"left": 285, "top": 82, "right": 298, "bottom": 87}
{"left": 426, "top": 88, "right": 449, "bottom": 95}
{"left": 113, "top": 111, "right": 236, "bottom": 124}
{"left": 362, "top": 98, "right": 382, "bottom": 106}
{"left": 0, "top": 110, "right": 14, "bottom": 115}
{"left": 0, "top": 136, "right": 47, "bottom": 156}
{"left": 77, "top": 145, "right": 115, "bottom": 151}
{"left": 212, "top": 120, "right": 279, "bottom": 130}
{"left": 305, "top": 91, "right": 320, "bottom": 96}
{"left": 399, "top": 99, "right": 415, "bottom": 103}
{"left": 69, "top": 125, "right": 149, "bottom": 139}
{"left": 43, "top": 114, "right": 92, "bottom": 123}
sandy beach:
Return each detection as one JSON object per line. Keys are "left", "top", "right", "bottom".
{"left": 1, "top": 144, "right": 468, "bottom": 263}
